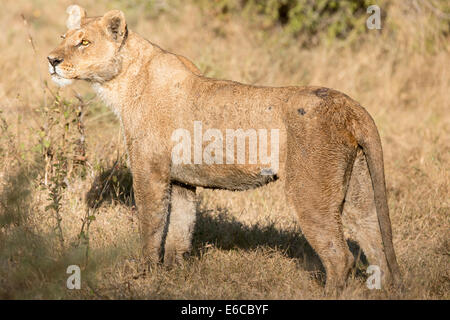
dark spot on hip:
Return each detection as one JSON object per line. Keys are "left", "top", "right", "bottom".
{"left": 297, "top": 108, "right": 306, "bottom": 115}
{"left": 314, "top": 87, "right": 329, "bottom": 98}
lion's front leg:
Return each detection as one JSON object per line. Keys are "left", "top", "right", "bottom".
{"left": 131, "top": 154, "right": 171, "bottom": 265}
{"left": 163, "top": 184, "right": 197, "bottom": 267}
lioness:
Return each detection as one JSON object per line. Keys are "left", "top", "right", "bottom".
{"left": 48, "top": 5, "right": 401, "bottom": 292}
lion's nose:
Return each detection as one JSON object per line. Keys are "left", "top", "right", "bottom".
{"left": 47, "top": 56, "right": 63, "bottom": 67}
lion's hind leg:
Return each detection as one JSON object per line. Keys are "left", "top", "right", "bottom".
{"left": 342, "top": 148, "right": 391, "bottom": 286}
{"left": 285, "top": 145, "right": 355, "bottom": 294}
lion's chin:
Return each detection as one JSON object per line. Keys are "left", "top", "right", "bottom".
{"left": 51, "top": 74, "right": 73, "bottom": 87}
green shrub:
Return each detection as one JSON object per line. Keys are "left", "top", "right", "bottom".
{"left": 197, "top": 0, "right": 379, "bottom": 44}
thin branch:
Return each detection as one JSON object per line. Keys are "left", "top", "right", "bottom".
{"left": 21, "top": 14, "right": 48, "bottom": 108}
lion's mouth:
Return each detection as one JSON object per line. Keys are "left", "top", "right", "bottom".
{"left": 49, "top": 64, "right": 59, "bottom": 76}
{"left": 49, "top": 63, "right": 65, "bottom": 78}
{"left": 50, "top": 68, "right": 73, "bottom": 87}
{"left": 48, "top": 63, "right": 73, "bottom": 87}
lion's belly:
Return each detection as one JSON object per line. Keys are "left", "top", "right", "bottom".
{"left": 168, "top": 121, "right": 287, "bottom": 190}
{"left": 170, "top": 164, "right": 279, "bottom": 191}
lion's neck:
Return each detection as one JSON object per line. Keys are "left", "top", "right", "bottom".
{"left": 91, "top": 82, "right": 121, "bottom": 116}
{"left": 91, "top": 31, "right": 197, "bottom": 129}
{"left": 90, "top": 32, "right": 155, "bottom": 116}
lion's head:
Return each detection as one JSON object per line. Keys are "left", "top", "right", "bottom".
{"left": 47, "top": 5, "right": 127, "bottom": 86}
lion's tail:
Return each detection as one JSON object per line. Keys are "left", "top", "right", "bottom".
{"left": 353, "top": 107, "right": 402, "bottom": 285}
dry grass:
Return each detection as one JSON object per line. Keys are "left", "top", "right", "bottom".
{"left": 0, "top": 0, "right": 448, "bottom": 299}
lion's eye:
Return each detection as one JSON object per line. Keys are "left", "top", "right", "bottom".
{"left": 80, "top": 40, "right": 90, "bottom": 46}
{"left": 60, "top": 34, "right": 66, "bottom": 39}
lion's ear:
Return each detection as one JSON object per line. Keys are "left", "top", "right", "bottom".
{"left": 66, "top": 5, "right": 87, "bottom": 29}
{"left": 101, "top": 10, "right": 127, "bottom": 42}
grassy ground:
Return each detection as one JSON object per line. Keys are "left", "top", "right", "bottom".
{"left": 0, "top": 0, "right": 448, "bottom": 299}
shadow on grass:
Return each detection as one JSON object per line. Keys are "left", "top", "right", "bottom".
{"left": 86, "top": 163, "right": 368, "bottom": 284}
{"left": 0, "top": 165, "right": 73, "bottom": 299}
{"left": 0, "top": 164, "right": 137, "bottom": 299}
{"left": 0, "top": 167, "right": 33, "bottom": 228}
{"left": 192, "top": 207, "right": 324, "bottom": 274}
{"left": 86, "top": 164, "right": 134, "bottom": 208}
{"left": 192, "top": 209, "right": 369, "bottom": 283}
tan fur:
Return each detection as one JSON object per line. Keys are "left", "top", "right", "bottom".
{"left": 48, "top": 6, "right": 401, "bottom": 292}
